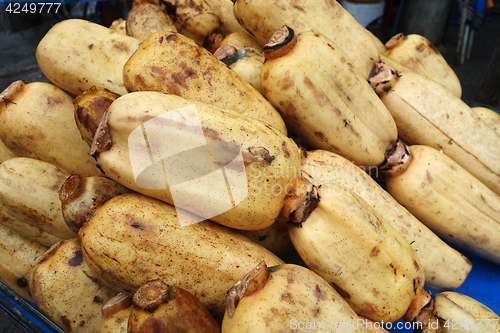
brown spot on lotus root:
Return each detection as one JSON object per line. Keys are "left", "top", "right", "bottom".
{"left": 263, "top": 70, "right": 269, "bottom": 80}
{"left": 202, "top": 70, "right": 213, "bottom": 87}
{"left": 151, "top": 66, "right": 164, "bottom": 76}
{"left": 303, "top": 76, "right": 329, "bottom": 106}
{"left": 202, "top": 127, "right": 223, "bottom": 142}
{"left": 291, "top": 0, "right": 305, "bottom": 12}
{"left": 138, "top": 317, "right": 165, "bottom": 333}
{"left": 315, "top": 285, "right": 327, "bottom": 301}
{"left": 134, "top": 74, "right": 146, "bottom": 87}
{"left": 113, "top": 42, "right": 130, "bottom": 53}
{"left": 359, "top": 302, "right": 378, "bottom": 318}
{"left": 246, "top": 147, "right": 275, "bottom": 165}
{"left": 326, "top": 0, "right": 337, "bottom": 7}
{"left": 303, "top": 76, "right": 315, "bottom": 90}
{"left": 166, "top": 33, "right": 179, "bottom": 42}
{"left": 370, "top": 245, "right": 380, "bottom": 257}
{"left": 68, "top": 250, "right": 83, "bottom": 266}
{"left": 416, "top": 43, "right": 426, "bottom": 53}
{"left": 279, "top": 74, "right": 294, "bottom": 90}
{"left": 131, "top": 223, "right": 145, "bottom": 230}
{"left": 390, "top": 263, "right": 397, "bottom": 275}
{"left": 281, "top": 292, "right": 293, "bottom": 303}
{"left": 46, "top": 97, "right": 62, "bottom": 106}
{"left": 331, "top": 282, "right": 350, "bottom": 299}
{"left": 60, "top": 316, "right": 72, "bottom": 332}
{"left": 171, "top": 64, "right": 198, "bottom": 89}
{"left": 426, "top": 170, "right": 432, "bottom": 183}
{"left": 278, "top": 100, "right": 297, "bottom": 115}
{"left": 468, "top": 233, "right": 490, "bottom": 244}
{"left": 314, "top": 131, "right": 327, "bottom": 142}
{"left": 83, "top": 271, "right": 99, "bottom": 284}
{"left": 118, "top": 115, "right": 156, "bottom": 123}
{"left": 428, "top": 41, "right": 439, "bottom": 54}
{"left": 281, "top": 141, "right": 290, "bottom": 158}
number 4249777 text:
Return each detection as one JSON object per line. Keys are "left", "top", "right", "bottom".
{"left": 5, "top": 2, "right": 61, "bottom": 14}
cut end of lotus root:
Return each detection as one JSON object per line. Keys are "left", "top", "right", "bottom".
{"left": 280, "top": 178, "right": 320, "bottom": 227}
{"left": 385, "top": 33, "right": 405, "bottom": 50}
{"left": 263, "top": 25, "right": 297, "bottom": 60}
{"left": 90, "top": 109, "right": 113, "bottom": 157}
{"left": 214, "top": 45, "right": 238, "bottom": 66}
{"left": 226, "top": 261, "right": 271, "bottom": 318}
{"left": 368, "top": 61, "right": 400, "bottom": 97}
{"left": 380, "top": 141, "right": 413, "bottom": 178}
{"left": 132, "top": 280, "right": 174, "bottom": 313}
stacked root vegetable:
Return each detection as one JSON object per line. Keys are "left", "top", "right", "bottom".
{"left": 1, "top": 0, "right": 500, "bottom": 332}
